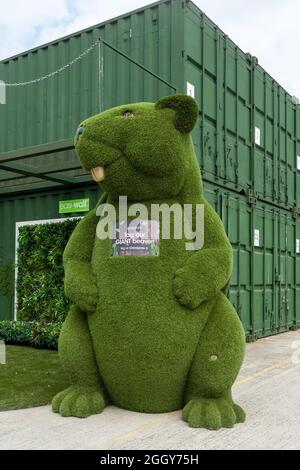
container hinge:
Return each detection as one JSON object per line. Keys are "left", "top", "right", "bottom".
{"left": 246, "top": 53, "right": 259, "bottom": 65}
{"left": 247, "top": 189, "right": 257, "bottom": 205}
{"left": 291, "top": 207, "right": 300, "bottom": 219}
{"left": 275, "top": 271, "right": 281, "bottom": 283}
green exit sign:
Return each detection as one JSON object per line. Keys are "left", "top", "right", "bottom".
{"left": 59, "top": 198, "right": 90, "bottom": 214}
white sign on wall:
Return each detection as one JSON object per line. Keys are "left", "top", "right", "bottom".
{"left": 255, "top": 127, "right": 261, "bottom": 146}
{"left": 186, "top": 82, "right": 195, "bottom": 98}
{"left": 254, "top": 229, "right": 260, "bottom": 247}
{"left": 297, "top": 156, "right": 300, "bottom": 171}
{"left": 296, "top": 239, "right": 300, "bottom": 254}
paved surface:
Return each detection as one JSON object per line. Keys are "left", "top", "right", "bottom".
{"left": 1, "top": 330, "right": 300, "bottom": 450}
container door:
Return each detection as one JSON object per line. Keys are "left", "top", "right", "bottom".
{"left": 296, "top": 217, "right": 300, "bottom": 329}
{"left": 276, "top": 211, "right": 296, "bottom": 332}
{"left": 286, "top": 214, "right": 297, "bottom": 330}
{"left": 286, "top": 103, "right": 296, "bottom": 207}
{"left": 277, "top": 212, "right": 287, "bottom": 331}
{"left": 252, "top": 203, "right": 283, "bottom": 338}
{"left": 185, "top": 60, "right": 202, "bottom": 169}
{"left": 224, "top": 191, "right": 252, "bottom": 337}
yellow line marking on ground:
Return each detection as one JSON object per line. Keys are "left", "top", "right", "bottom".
{"left": 97, "top": 411, "right": 180, "bottom": 449}
{"left": 98, "top": 355, "right": 295, "bottom": 449}
{"left": 235, "top": 357, "right": 292, "bottom": 387}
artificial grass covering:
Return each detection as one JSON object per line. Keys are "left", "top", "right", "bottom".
{"left": 0, "top": 346, "right": 68, "bottom": 410}
{"left": 52, "top": 94, "right": 246, "bottom": 429}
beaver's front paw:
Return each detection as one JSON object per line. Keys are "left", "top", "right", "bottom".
{"left": 183, "top": 397, "right": 246, "bottom": 430}
{"left": 65, "top": 276, "right": 98, "bottom": 313}
{"left": 173, "top": 268, "right": 203, "bottom": 309}
{"left": 52, "top": 385, "right": 106, "bottom": 418}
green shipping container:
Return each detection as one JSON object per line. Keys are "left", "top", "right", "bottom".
{"left": 1, "top": 0, "right": 300, "bottom": 208}
{"left": 205, "top": 183, "right": 300, "bottom": 339}
{"left": 0, "top": 183, "right": 299, "bottom": 340}
{"left": 0, "top": 0, "right": 299, "bottom": 339}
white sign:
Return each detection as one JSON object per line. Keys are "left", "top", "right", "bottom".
{"left": 0, "top": 81, "right": 6, "bottom": 105}
{"left": 296, "top": 239, "right": 300, "bottom": 254}
{"left": 254, "top": 229, "right": 260, "bottom": 247}
{"left": 186, "top": 82, "right": 195, "bottom": 98}
{"left": 255, "top": 127, "right": 261, "bottom": 146}
{"left": 297, "top": 156, "right": 300, "bottom": 171}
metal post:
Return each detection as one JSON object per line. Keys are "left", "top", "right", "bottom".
{"left": 98, "top": 40, "right": 104, "bottom": 112}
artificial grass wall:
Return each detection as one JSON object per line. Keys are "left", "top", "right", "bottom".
{"left": 17, "top": 219, "right": 79, "bottom": 323}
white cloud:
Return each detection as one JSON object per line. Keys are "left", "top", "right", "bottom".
{"left": 0, "top": 0, "right": 300, "bottom": 97}
{"left": 0, "top": 0, "right": 155, "bottom": 58}
{"left": 0, "top": 0, "right": 71, "bottom": 57}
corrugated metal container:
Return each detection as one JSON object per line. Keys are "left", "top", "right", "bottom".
{"left": 1, "top": 0, "right": 299, "bottom": 209}
{"left": 1, "top": 182, "right": 299, "bottom": 340}
{"left": 0, "top": 0, "right": 183, "bottom": 153}
{"left": 0, "top": 0, "right": 299, "bottom": 339}
{"left": 205, "top": 182, "right": 300, "bottom": 339}
{"left": 0, "top": 186, "right": 100, "bottom": 320}
{"left": 184, "top": 2, "right": 300, "bottom": 211}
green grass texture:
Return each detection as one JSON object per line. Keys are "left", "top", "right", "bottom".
{"left": 0, "top": 345, "right": 68, "bottom": 411}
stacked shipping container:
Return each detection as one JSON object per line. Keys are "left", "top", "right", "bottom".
{"left": 0, "top": 0, "right": 299, "bottom": 339}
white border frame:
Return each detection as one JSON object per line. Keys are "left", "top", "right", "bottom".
{"left": 14, "top": 217, "right": 82, "bottom": 321}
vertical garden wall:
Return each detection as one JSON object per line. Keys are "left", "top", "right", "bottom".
{"left": 17, "top": 219, "right": 80, "bottom": 323}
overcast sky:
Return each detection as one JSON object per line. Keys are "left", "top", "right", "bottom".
{"left": 0, "top": 0, "right": 299, "bottom": 97}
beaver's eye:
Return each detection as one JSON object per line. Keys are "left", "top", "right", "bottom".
{"left": 75, "top": 126, "right": 85, "bottom": 141}
{"left": 123, "top": 110, "right": 134, "bottom": 118}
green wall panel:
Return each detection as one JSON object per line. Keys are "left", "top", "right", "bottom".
{"left": 204, "top": 182, "right": 300, "bottom": 339}
{"left": 1, "top": 0, "right": 299, "bottom": 206}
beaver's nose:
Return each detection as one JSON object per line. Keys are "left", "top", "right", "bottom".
{"left": 75, "top": 125, "right": 85, "bottom": 142}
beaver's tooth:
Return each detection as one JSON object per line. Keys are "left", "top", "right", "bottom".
{"left": 91, "top": 166, "right": 105, "bottom": 182}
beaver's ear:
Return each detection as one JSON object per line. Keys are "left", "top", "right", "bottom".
{"left": 155, "top": 93, "right": 198, "bottom": 133}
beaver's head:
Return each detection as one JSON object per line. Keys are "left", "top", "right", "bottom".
{"left": 74, "top": 94, "right": 200, "bottom": 201}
